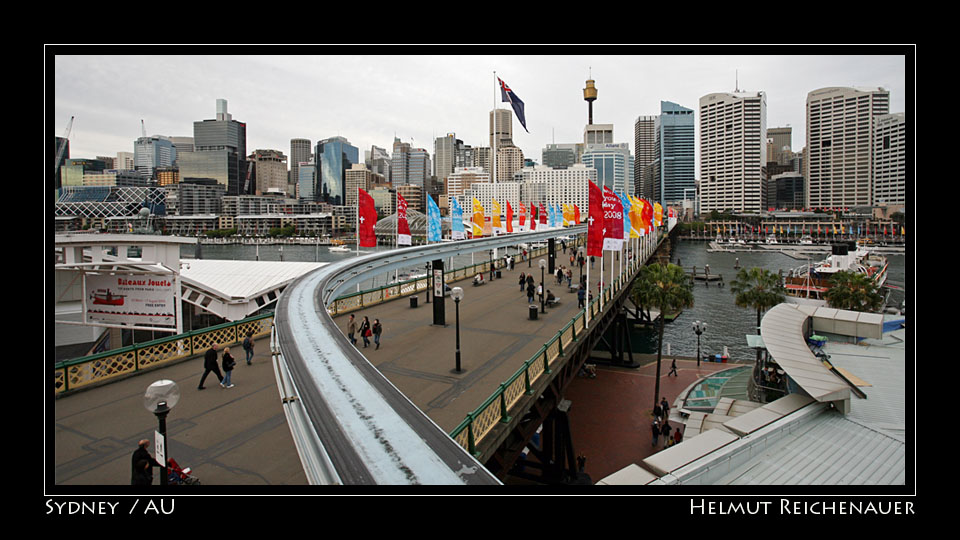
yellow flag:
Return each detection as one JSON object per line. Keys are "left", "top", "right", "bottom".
{"left": 472, "top": 198, "right": 484, "bottom": 237}
{"left": 628, "top": 195, "right": 642, "bottom": 238}
{"left": 654, "top": 202, "right": 663, "bottom": 227}
{"left": 562, "top": 204, "right": 571, "bottom": 227}
{"left": 492, "top": 199, "right": 502, "bottom": 232}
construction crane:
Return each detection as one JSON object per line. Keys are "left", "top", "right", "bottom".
{"left": 54, "top": 116, "right": 74, "bottom": 179}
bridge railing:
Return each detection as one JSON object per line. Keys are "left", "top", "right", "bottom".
{"left": 53, "top": 313, "right": 274, "bottom": 395}
{"left": 449, "top": 231, "right": 662, "bottom": 456}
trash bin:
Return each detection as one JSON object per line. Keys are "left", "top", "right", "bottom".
{"left": 496, "top": 270, "right": 502, "bottom": 279}
{"left": 410, "top": 296, "right": 418, "bottom": 308}
{"left": 529, "top": 305, "right": 538, "bottom": 320}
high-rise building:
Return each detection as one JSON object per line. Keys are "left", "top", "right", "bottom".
{"left": 391, "top": 137, "right": 431, "bottom": 202}
{"left": 584, "top": 124, "right": 614, "bottom": 145}
{"left": 873, "top": 112, "right": 906, "bottom": 207}
{"left": 496, "top": 145, "right": 524, "bottom": 183}
{"left": 434, "top": 133, "right": 458, "bottom": 185}
{"left": 289, "top": 138, "right": 312, "bottom": 191}
{"left": 490, "top": 109, "right": 513, "bottom": 149}
{"left": 178, "top": 99, "right": 248, "bottom": 195}
{"left": 116, "top": 152, "right": 135, "bottom": 170}
{"left": 298, "top": 162, "right": 317, "bottom": 202}
{"left": 767, "top": 127, "right": 792, "bottom": 165}
{"left": 652, "top": 101, "right": 695, "bottom": 206}
{"left": 699, "top": 91, "right": 767, "bottom": 213}
{"left": 581, "top": 143, "right": 634, "bottom": 195}
{"left": 365, "top": 145, "right": 391, "bottom": 180}
{"left": 634, "top": 116, "right": 657, "bottom": 198}
{"left": 805, "top": 86, "right": 889, "bottom": 209}
{"left": 542, "top": 143, "right": 579, "bottom": 169}
{"left": 250, "top": 149, "right": 289, "bottom": 195}
{"left": 447, "top": 167, "right": 490, "bottom": 207}
{"left": 345, "top": 163, "right": 376, "bottom": 206}
{"left": 134, "top": 135, "right": 177, "bottom": 180}
{"left": 316, "top": 136, "right": 359, "bottom": 206}
{"left": 518, "top": 164, "right": 596, "bottom": 213}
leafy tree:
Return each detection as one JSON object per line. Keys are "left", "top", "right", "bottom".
{"left": 730, "top": 267, "right": 786, "bottom": 361}
{"left": 824, "top": 271, "right": 884, "bottom": 312}
{"left": 631, "top": 263, "right": 694, "bottom": 410}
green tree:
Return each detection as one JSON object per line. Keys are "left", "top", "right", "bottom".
{"left": 730, "top": 267, "right": 785, "bottom": 361}
{"left": 631, "top": 263, "right": 694, "bottom": 410}
{"left": 824, "top": 271, "right": 884, "bottom": 312}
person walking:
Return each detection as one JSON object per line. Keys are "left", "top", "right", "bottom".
{"left": 372, "top": 319, "right": 382, "bottom": 350}
{"left": 527, "top": 282, "right": 535, "bottom": 304}
{"left": 198, "top": 344, "right": 224, "bottom": 390}
{"left": 242, "top": 331, "right": 255, "bottom": 365}
{"left": 346, "top": 314, "right": 357, "bottom": 345}
{"left": 578, "top": 287, "right": 585, "bottom": 309}
{"left": 519, "top": 272, "right": 526, "bottom": 292}
{"left": 653, "top": 403, "right": 662, "bottom": 423}
{"left": 651, "top": 420, "right": 660, "bottom": 447}
{"left": 668, "top": 357, "right": 678, "bottom": 376}
{"left": 661, "top": 397, "right": 670, "bottom": 420}
{"left": 660, "top": 422, "right": 673, "bottom": 446}
{"left": 131, "top": 439, "right": 161, "bottom": 485}
{"left": 221, "top": 347, "right": 236, "bottom": 388}
{"left": 359, "top": 316, "right": 372, "bottom": 348}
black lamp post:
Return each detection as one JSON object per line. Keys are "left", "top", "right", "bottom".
{"left": 144, "top": 379, "right": 180, "bottom": 486}
{"left": 425, "top": 261, "right": 431, "bottom": 303}
{"left": 452, "top": 287, "right": 464, "bottom": 372}
{"left": 539, "top": 259, "right": 547, "bottom": 314}
{"left": 693, "top": 320, "right": 706, "bottom": 367}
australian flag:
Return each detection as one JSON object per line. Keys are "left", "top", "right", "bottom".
{"left": 498, "top": 78, "right": 528, "bottom": 133}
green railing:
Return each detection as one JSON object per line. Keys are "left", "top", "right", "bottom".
{"left": 448, "top": 229, "right": 667, "bottom": 457}
{"left": 54, "top": 313, "right": 274, "bottom": 395}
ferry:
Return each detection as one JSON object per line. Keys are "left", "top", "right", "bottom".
{"left": 782, "top": 241, "right": 889, "bottom": 306}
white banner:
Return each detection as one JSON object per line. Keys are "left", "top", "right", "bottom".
{"left": 85, "top": 273, "right": 177, "bottom": 327}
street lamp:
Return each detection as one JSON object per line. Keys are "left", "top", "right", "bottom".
{"left": 451, "top": 286, "right": 464, "bottom": 373}
{"left": 692, "top": 320, "right": 707, "bottom": 367}
{"left": 143, "top": 379, "right": 180, "bottom": 485}
{"left": 539, "top": 259, "right": 547, "bottom": 314}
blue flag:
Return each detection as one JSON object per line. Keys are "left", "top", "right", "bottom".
{"left": 450, "top": 197, "right": 465, "bottom": 240}
{"left": 427, "top": 195, "right": 441, "bottom": 242}
{"left": 498, "top": 77, "right": 528, "bottom": 133}
{"left": 617, "top": 193, "right": 631, "bottom": 239}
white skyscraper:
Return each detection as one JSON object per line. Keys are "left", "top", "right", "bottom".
{"left": 698, "top": 91, "right": 767, "bottom": 213}
{"left": 873, "top": 112, "right": 906, "bottom": 207}
{"left": 806, "top": 86, "right": 890, "bottom": 209}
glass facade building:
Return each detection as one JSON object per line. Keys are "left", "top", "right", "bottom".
{"left": 316, "top": 137, "right": 358, "bottom": 206}
{"left": 581, "top": 143, "right": 633, "bottom": 195}
{"left": 656, "top": 101, "right": 696, "bottom": 206}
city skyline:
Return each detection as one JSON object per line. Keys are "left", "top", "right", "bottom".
{"left": 52, "top": 51, "right": 908, "bottom": 171}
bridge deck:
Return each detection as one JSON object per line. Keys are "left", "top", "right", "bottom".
{"left": 333, "top": 250, "right": 618, "bottom": 434}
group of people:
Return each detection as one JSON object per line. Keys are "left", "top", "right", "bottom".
{"left": 197, "top": 331, "right": 256, "bottom": 390}
{"left": 554, "top": 265, "right": 574, "bottom": 289}
{"left": 651, "top": 396, "right": 683, "bottom": 448}
{"left": 346, "top": 314, "right": 383, "bottom": 350}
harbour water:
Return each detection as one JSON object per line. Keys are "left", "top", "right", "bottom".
{"left": 181, "top": 238, "right": 907, "bottom": 364}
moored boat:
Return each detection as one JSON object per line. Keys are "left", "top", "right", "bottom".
{"left": 783, "top": 240, "right": 888, "bottom": 306}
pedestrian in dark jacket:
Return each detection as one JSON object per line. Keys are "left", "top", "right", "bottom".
{"left": 660, "top": 422, "right": 673, "bottom": 445}
{"left": 578, "top": 287, "right": 586, "bottom": 308}
{"left": 222, "top": 347, "right": 236, "bottom": 388}
{"left": 359, "top": 316, "right": 372, "bottom": 348}
{"left": 198, "top": 344, "right": 223, "bottom": 390}
{"left": 519, "top": 273, "right": 526, "bottom": 291}
{"left": 372, "top": 319, "right": 382, "bottom": 350}
{"left": 651, "top": 421, "right": 660, "bottom": 447}
{"left": 527, "top": 282, "right": 535, "bottom": 304}
{"left": 131, "top": 439, "right": 161, "bottom": 485}
{"left": 242, "top": 331, "right": 255, "bottom": 365}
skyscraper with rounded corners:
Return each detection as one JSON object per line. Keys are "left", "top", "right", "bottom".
{"left": 316, "top": 136, "right": 358, "bottom": 206}
{"left": 699, "top": 91, "right": 767, "bottom": 213}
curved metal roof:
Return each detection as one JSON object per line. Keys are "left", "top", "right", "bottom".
{"left": 374, "top": 210, "right": 451, "bottom": 235}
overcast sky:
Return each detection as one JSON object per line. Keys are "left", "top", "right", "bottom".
{"left": 51, "top": 50, "right": 908, "bottom": 170}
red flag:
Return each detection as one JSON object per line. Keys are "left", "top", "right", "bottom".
{"left": 397, "top": 193, "right": 411, "bottom": 245}
{"left": 573, "top": 204, "right": 581, "bottom": 225}
{"left": 519, "top": 201, "right": 526, "bottom": 227}
{"left": 602, "top": 186, "right": 623, "bottom": 251}
{"left": 642, "top": 197, "right": 653, "bottom": 231}
{"left": 539, "top": 202, "right": 547, "bottom": 224}
{"left": 530, "top": 202, "right": 537, "bottom": 230}
{"left": 358, "top": 188, "right": 378, "bottom": 247}
{"left": 506, "top": 202, "right": 514, "bottom": 233}
{"left": 587, "top": 181, "right": 603, "bottom": 257}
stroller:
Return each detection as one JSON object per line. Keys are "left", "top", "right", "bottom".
{"left": 167, "top": 458, "right": 201, "bottom": 485}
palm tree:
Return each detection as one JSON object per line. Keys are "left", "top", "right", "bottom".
{"left": 730, "top": 267, "right": 786, "bottom": 362}
{"left": 824, "top": 271, "right": 884, "bottom": 312}
{"left": 631, "top": 263, "right": 694, "bottom": 410}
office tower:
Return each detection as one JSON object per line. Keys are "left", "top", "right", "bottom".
{"left": 250, "top": 149, "right": 289, "bottom": 195}
{"left": 298, "top": 162, "right": 318, "bottom": 201}
{"left": 767, "top": 127, "right": 792, "bottom": 165}
{"left": 447, "top": 167, "right": 490, "bottom": 208}
{"left": 496, "top": 145, "right": 524, "bottom": 183}
{"left": 290, "top": 138, "right": 312, "bottom": 190}
{"left": 653, "top": 101, "right": 696, "bottom": 206}
{"left": 518, "top": 163, "right": 596, "bottom": 212}
{"left": 805, "top": 86, "right": 889, "bottom": 209}
{"left": 134, "top": 135, "right": 177, "bottom": 180}
{"left": 490, "top": 109, "right": 513, "bottom": 149}
{"left": 434, "top": 133, "right": 459, "bottom": 185}
{"left": 54, "top": 136, "right": 70, "bottom": 191}
{"left": 170, "top": 136, "right": 195, "bottom": 155}
{"left": 634, "top": 116, "right": 657, "bottom": 197}
{"left": 316, "top": 136, "right": 359, "bottom": 206}
{"left": 116, "top": 152, "right": 135, "bottom": 170}
{"left": 873, "top": 112, "right": 906, "bottom": 206}
{"left": 581, "top": 143, "right": 634, "bottom": 195}
{"left": 391, "top": 137, "right": 431, "bottom": 189}
{"left": 699, "top": 91, "right": 767, "bottom": 213}
{"left": 542, "top": 143, "right": 579, "bottom": 169}
{"left": 345, "top": 164, "right": 375, "bottom": 206}
{"left": 178, "top": 99, "right": 248, "bottom": 195}
{"left": 366, "top": 144, "right": 391, "bottom": 180}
